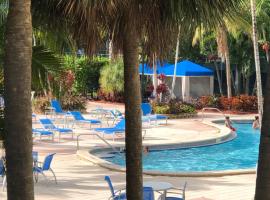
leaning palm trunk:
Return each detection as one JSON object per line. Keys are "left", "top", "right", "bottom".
{"left": 4, "top": 0, "right": 34, "bottom": 200}
{"left": 250, "top": 0, "right": 263, "bottom": 123}
{"left": 171, "top": 25, "right": 181, "bottom": 99}
{"left": 123, "top": 23, "right": 143, "bottom": 200}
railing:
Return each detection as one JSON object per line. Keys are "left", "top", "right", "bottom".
{"left": 201, "top": 107, "right": 225, "bottom": 121}
{"left": 76, "top": 133, "right": 121, "bottom": 156}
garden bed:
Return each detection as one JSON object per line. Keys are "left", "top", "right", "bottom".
{"left": 164, "top": 113, "right": 198, "bottom": 119}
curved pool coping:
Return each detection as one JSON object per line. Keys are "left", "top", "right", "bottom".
{"left": 77, "top": 119, "right": 257, "bottom": 177}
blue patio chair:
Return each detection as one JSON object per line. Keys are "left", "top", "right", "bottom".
{"left": 105, "top": 176, "right": 126, "bottom": 200}
{"left": 108, "top": 110, "right": 124, "bottom": 125}
{"left": 50, "top": 99, "right": 67, "bottom": 115}
{"left": 69, "top": 111, "right": 101, "bottom": 128}
{"left": 165, "top": 182, "right": 187, "bottom": 200}
{"left": 94, "top": 119, "right": 125, "bottom": 141}
{"left": 39, "top": 119, "right": 73, "bottom": 141}
{"left": 32, "top": 128, "right": 54, "bottom": 140}
{"left": 141, "top": 103, "right": 168, "bottom": 125}
{"left": 143, "top": 187, "right": 155, "bottom": 200}
{"left": 33, "top": 153, "right": 57, "bottom": 184}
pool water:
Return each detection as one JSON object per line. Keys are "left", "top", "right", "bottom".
{"left": 104, "top": 123, "right": 260, "bottom": 172}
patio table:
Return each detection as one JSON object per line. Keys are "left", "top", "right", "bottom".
{"left": 144, "top": 181, "right": 173, "bottom": 200}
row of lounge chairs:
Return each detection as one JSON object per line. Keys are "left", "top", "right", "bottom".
{"left": 32, "top": 100, "right": 168, "bottom": 142}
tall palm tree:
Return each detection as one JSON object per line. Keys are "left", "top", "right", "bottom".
{"left": 4, "top": 0, "right": 34, "bottom": 199}
{"left": 250, "top": 0, "right": 263, "bottom": 123}
{"left": 216, "top": 24, "right": 232, "bottom": 98}
{"left": 32, "top": 1, "right": 241, "bottom": 200}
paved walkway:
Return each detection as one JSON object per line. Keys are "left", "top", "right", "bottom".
{"left": 0, "top": 102, "right": 257, "bottom": 199}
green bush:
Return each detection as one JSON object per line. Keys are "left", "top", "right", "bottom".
{"left": 153, "top": 105, "right": 170, "bottom": 114}
{"left": 152, "top": 100, "right": 197, "bottom": 115}
{"left": 63, "top": 56, "right": 108, "bottom": 97}
{"left": 179, "top": 104, "right": 196, "bottom": 114}
{"left": 99, "top": 58, "right": 124, "bottom": 99}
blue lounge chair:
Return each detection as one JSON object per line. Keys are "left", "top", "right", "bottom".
{"left": 32, "top": 128, "right": 54, "bottom": 140}
{"left": 39, "top": 119, "right": 73, "bottom": 141}
{"left": 143, "top": 187, "right": 155, "bottom": 200}
{"left": 105, "top": 176, "right": 126, "bottom": 200}
{"left": 33, "top": 153, "right": 57, "bottom": 184}
{"left": 50, "top": 99, "right": 67, "bottom": 116}
{"left": 69, "top": 111, "right": 101, "bottom": 128}
{"left": 141, "top": 103, "right": 168, "bottom": 125}
{"left": 1, "top": 157, "right": 6, "bottom": 190}
{"left": 165, "top": 182, "right": 187, "bottom": 200}
{"left": 94, "top": 119, "right": 125, "bottom": 141}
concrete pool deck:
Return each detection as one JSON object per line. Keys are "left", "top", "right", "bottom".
{"left": 0, "top": 104, "right": 258, "bottom": 199}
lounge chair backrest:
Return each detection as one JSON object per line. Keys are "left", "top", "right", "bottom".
{"left": 143, "top": 187, "right": 154, "bottom": 200}
{"left": 51, "top": 100, "right": 63, "bottom": 113}
{"left": 141, "top": 103, "right": 152, "bottom": 116}
{"left": 42, "top": 153, "right": 56, "bottom": 171}
{"left": 104, "top": 176, "right": 115, "bottom": 197}
{"left": 40, "top": 119, "right": 56, "bottom": 129}
{"left": 69, "top": 111, "right": 84, "bottom": 121}
{"left": 115, "top": 119, "right": 125, "bottom": 129}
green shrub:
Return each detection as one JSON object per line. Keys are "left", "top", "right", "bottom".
{"left": 62, "top": 55, "right": 108, "bottom": 97}
{"left": 153, "top": 105, "right": 170, "bottom": 114}
{"left": 179, "top": 104, "right": 196, "bottom": 113}
{"left": 99, "top": 58, "right": 124, "bottom": 100}
{"left": 152, "top": 100, "right": 196, "bottom": 115}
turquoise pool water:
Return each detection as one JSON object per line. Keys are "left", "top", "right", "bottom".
{"left": 104, "top": 123, "right": 260, "bottom": 172}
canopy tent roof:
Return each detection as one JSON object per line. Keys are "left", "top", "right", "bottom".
{"left": 139, "top": 60, "right": 214, "bottom": 77}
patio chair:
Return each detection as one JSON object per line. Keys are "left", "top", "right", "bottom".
{"left": 143, "top": 187, "right": 155, "bottom": 200}
{"left": 105, "top": 176, "right": 126, "bottom": 200}
{"left": 165, "top": 182, "right": 187, "bottom": 200}
{"left": 141, "top": 103, "right": 168, "bottom": 125}
{"left": 39, "top": 119, "right": 73, "bottom": 141}
{"left": 32, "top": 128, "right": 54, "bottom": 140}
{"left": 94, "top": 119, "right": 125, "bottom": 141}
{"left": 33, "top": 153, "right": 57, "bottom": 184}
{"left": 107, "top": 110, "right": 124, "bottom": 125}
{"left": 49, "top": 99, "right": 67, "bottom": 116}
{"left": 69, "top": 111, "right": 101, "bottom": 128}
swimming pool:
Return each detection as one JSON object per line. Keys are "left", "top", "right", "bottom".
{"left": 103, "top": 122, "right": 260, "bottom": 172}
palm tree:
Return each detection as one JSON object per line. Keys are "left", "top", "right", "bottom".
{"left": 216, "top": 24, "right": 232, "bottom": 98}
{"left": 250, "top": 0, "right": 263, "bottom": 123}
{"left": 32, "top": 1, "right": 241, "bottom": 200}
{"left": 4, "top": 0, "right": 34, "bottom": 199}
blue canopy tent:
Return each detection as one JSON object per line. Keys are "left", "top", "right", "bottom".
{"left": 139, "top": 60, "right": 214, "bottom": 100}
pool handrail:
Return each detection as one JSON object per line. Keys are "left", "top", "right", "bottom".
{"left": 201, "top": 107, "right": 226, "bottom": 121}
{"left": 76, "top": 133, "right": 122, "bottom": 157}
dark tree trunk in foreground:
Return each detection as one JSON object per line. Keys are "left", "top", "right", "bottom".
{"left": 123, "top": 12, "right": 143, "bottom": 200}
{"left": 255, "top": 65, "right": 270, "bottom": 199}
{"left": 4, "top": 0, "right": 34, "bottom": 199}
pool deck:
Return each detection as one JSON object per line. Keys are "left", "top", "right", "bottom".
{"left": 0, "top": 102, "right": 258, "bottom": 199}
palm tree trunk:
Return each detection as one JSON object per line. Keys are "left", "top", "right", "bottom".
{"left": 152, "top": 55, "right": 158, "bottom": 101}
{"left": 171, "top": 25, "right": 181, "bottom": 99}
{"left": 251, "top": 0, "right": 263, "bottom": 122}
{"left": 255, "top": 52, "right": 270, "bottom": 200}
{"left": 123, "top": 19, "right": 143, "bottom": 200}
{"left": 3, "top": 0, "right": 34, "bottom": 200}
{"left": 214, "top": 61, "right": 223, "bottom": 95}
{"left": 225, "top": 52, "right": 232, "bottom": 98}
